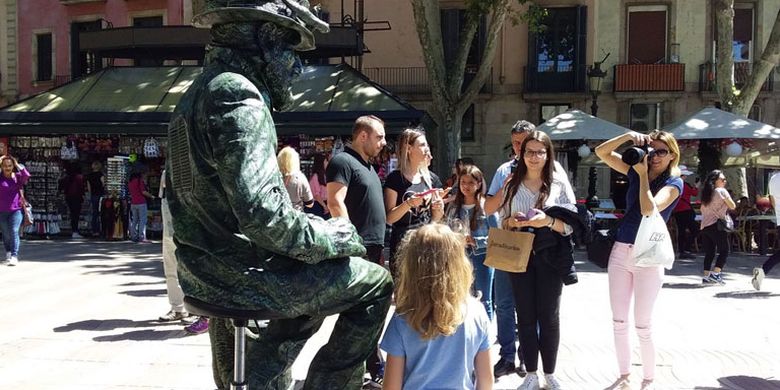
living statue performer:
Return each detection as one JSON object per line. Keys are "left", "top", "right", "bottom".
{"left": 165, "top": 1, "right": 393, "bottom": 388}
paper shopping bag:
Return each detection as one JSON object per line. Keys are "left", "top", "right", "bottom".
{"left": 485, "top": 228, "right": 534, "bottom": 273}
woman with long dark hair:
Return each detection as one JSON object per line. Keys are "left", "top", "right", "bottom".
{"left": 485, "top": 130, "right": 576, "bottom": 390}
{"left": 595, "top": 130, "right": 683, "bottom": 390}
{"left": 698, "top": 169, "right": 736, "bottom": 285}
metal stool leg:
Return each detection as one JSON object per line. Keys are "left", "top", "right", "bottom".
{"left": 232, "top": 319, "right": 248, "bottom": 390}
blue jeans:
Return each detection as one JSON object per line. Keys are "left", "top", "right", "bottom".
{"left": 130, "top": 203, "right": 147, "bottom": 241}
{"left": 494, "top": 269, "right": 518, "bottom": 361}
{"left": 0, "top": 210, "right": 23, "bottom": 256}
{"left": 469, "top": 251, "right": 494, "bottom": 320}
{"left": 90, "top": 195, "right": 102, "bottom": 235}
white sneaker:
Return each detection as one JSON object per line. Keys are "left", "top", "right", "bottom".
{"left": 8, "top": 256, "right": 18, "bottom": 266}
{"left": 544, "top": 373, "right": 562, "bottom": 390}
{"left": 72, "top": 232, "right": 84, "bottom": 239}
{"left": 606, "top": 377, "right": 633, "bottom": 390}
{"left": 517, "top": 372, "right": 541, "bottom": 390}
{"left": 752, "top": 267, "right": 765, "bottom": 291}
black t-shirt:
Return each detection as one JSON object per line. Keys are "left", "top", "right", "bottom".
{"left": 326, "top": 147, "right": 386, "bottom": 245}
{"left": 384, "top": 170, "right": 442, "bottom": 239}
{"left": 86, "top": 171, "right": 105, "bottom": 197}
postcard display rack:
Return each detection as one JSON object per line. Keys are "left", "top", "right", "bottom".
{"left": 8, "top": 137, "right": 62, "bottom": 237}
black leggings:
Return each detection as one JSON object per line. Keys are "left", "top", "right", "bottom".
{"left": 66, "top": 196, "right": 83, "bottom": 233}
{"left": 509, "top": 258, "right": 563, "bottom": 374}
{"left": 674, "top": 209, "right": 699, "bottom": 253}
{"left": 701, "top": 224, "right": 729, "bottom": 271}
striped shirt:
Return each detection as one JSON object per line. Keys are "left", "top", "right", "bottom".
{"left": 500, "top": 177, "right": 576, "bottom": 235}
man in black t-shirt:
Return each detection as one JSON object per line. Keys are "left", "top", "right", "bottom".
{"left": 326, "top": 115, "right": 388, "bottom": 388}
{"left": 326, "top": 115, "right": 387, "bottom": 264}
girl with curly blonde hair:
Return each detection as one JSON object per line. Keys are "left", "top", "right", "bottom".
{"left": 380, "top": 223, "right": 493, "bottom": 390}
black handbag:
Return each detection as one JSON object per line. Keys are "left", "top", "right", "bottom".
{"left": 586, "top": 227, "right": 616, "bottom": 269}
{"left": 716, "top": 217, "right": 735, "bottom": 233}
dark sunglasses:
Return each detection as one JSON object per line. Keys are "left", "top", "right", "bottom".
{"left": 653, "top": 149, "right": 670, "bottom": 157}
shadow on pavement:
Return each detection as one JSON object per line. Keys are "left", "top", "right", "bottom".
{"left": 663, "top": 282, "right": 707, "bottom": 289}
{"left": 53, "top": 318, "right": 178, "bottom": 332}
{"left": 119, "top": 288, "right": 167, "bottom": 297}
{"left": 53, "top": 318, "right": 196, "bottom": 341}
{"left": 93, "top": 328, "right": 194, "bottom": 342}
{"left": 713, "top": 290, "right": 780, "bottom": 299}
{"left": 82, "top": 260, "right": 163, "bottom": 278}
{"left": 714, "top": 375, "right": 780, "bottom": 389}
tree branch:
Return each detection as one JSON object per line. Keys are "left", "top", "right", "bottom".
{"left": 458, "top": 0, "right": 510, "bottom": 112}
{"left": 411, "top": 0, "right": 449, "bottom": 111}
{"left": 447, "top": 11, "right": 480, "bottom": 98}
{"left": 735, "top": 8, "right": 780, "bottom": 115}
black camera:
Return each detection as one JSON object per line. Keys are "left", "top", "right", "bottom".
{"left": 622, "top": 145, "right": 655, "bottom": 165}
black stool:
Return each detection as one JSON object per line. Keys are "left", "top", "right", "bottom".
{"left": 183, "top": 296, "right": 287, "bottom": 390}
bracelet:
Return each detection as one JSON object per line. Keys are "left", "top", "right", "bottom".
{"left": 547, "top": 217, "right": 555, "bottom": 228}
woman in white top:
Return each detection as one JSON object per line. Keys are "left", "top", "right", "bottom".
{"left": 484, "top": 130, "right": 576, "bottom": 390}
{"left": 699, "top": 169, "right": 736, "bottom": 285}
{"left": 277, "top": 146, "right": 314, "bottom": 211}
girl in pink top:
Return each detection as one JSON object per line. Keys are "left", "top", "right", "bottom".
{"left": 699, "top": 170, "right": 736, "bottom": 284}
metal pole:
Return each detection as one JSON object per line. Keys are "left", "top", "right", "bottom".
{"left": 231, "top": 320, "right": 248, "bottom": 390}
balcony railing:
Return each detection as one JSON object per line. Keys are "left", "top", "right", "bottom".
{"left": 613, "top": 63, "right": 685, "bottom": 92}
{"left": 362, "top": 67, "right": 492, "bottom": 95}
{"left": 698, "top": 62, "right": 774, "bottom": 92}
{"left": 523, "top": 64, "right": 586, "bottom": 93}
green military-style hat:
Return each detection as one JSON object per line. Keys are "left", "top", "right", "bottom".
{"left": 193, "top": 0, "right": 330, "bottom": 51}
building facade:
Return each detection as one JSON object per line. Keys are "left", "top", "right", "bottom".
{"left": 0, "top": 0, "right": 19, "bottom": 107}
{"left": 318, "top": 0, "right": 780, "bottom": 198}
{"left": 15, "top": 0, "right": 185, "bottom": 99}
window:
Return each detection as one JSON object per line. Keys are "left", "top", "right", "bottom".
{"left": 627, "top": 5, "right": 667, "bottom": 64}
{"left": 540, "top": 104, "right": 570, "bottom": 123}
{"left": 462, "top": 104, "right": 475, "bottom": 142}
{"left": 35, "top": 33, "right": 53, "bottom": 81}
{"left": 525, "top": 6, "right": 587, "bottom": 93}
{"left": 71, "top": 20, "right": 103, "bottom": 79}
{"left": 629, "top": 103, "right": 661, "bottom": 132}
{"left": 133, "top": 16, "right": 164, "bottom": 66}
{"left": 733, "top": 3, "right": 754, "bottom": 62}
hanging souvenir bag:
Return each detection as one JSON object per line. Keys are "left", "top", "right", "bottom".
{"left": 60, "top": 139, "right": 79, "bottom": 160}
{"left": 144, "top": 137, "right": 160, "bottom": 158}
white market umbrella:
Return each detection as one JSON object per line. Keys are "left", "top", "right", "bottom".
{"left": 664, "top": 107, "right": 780, "bottom": 139}
{"left": 537, "top": 109, "right": 631, "bottom": 140}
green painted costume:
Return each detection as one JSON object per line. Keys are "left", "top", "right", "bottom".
{"left": 166, "top": 2, "right": 392, "bottom": 389}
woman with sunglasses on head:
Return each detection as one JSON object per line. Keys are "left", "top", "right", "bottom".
{"left": 384, "top": 127, "right": 446, "bottom": 275}
{"left": 698, "top": 170, "right": 736, "bottom": 285}
{"left": 485, "top": 131, "right": 577, "bottom": 390}
{"left": 595, "top": 130, "right": 683, "bottom": 390}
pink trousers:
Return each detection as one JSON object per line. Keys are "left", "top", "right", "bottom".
{"left": 607, "top": 242, "right": 664, "bottom": 381}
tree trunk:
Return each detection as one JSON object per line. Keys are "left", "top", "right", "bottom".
{"left": 714, "top": 0, "right": 736, "bottom": 110}
{"left": 733, "top": 8, "right": 780, "bottom": 115}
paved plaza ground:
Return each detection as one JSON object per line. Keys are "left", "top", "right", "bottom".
{"left": 0, "top": 239, "right": 779, "bottom": 389}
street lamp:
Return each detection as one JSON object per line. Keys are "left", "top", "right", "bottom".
{"left": 587, "top": 54, "right": 609, "bottom": 117}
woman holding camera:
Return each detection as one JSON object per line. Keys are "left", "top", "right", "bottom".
{"left": 595, "top": 130, "right": 683, "bottom": 390}
{"left": 699, "top": 170, "right": 736, "bottom": 285}
{"left": 485, "top": 130, "right": 576, "bottom": 390}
